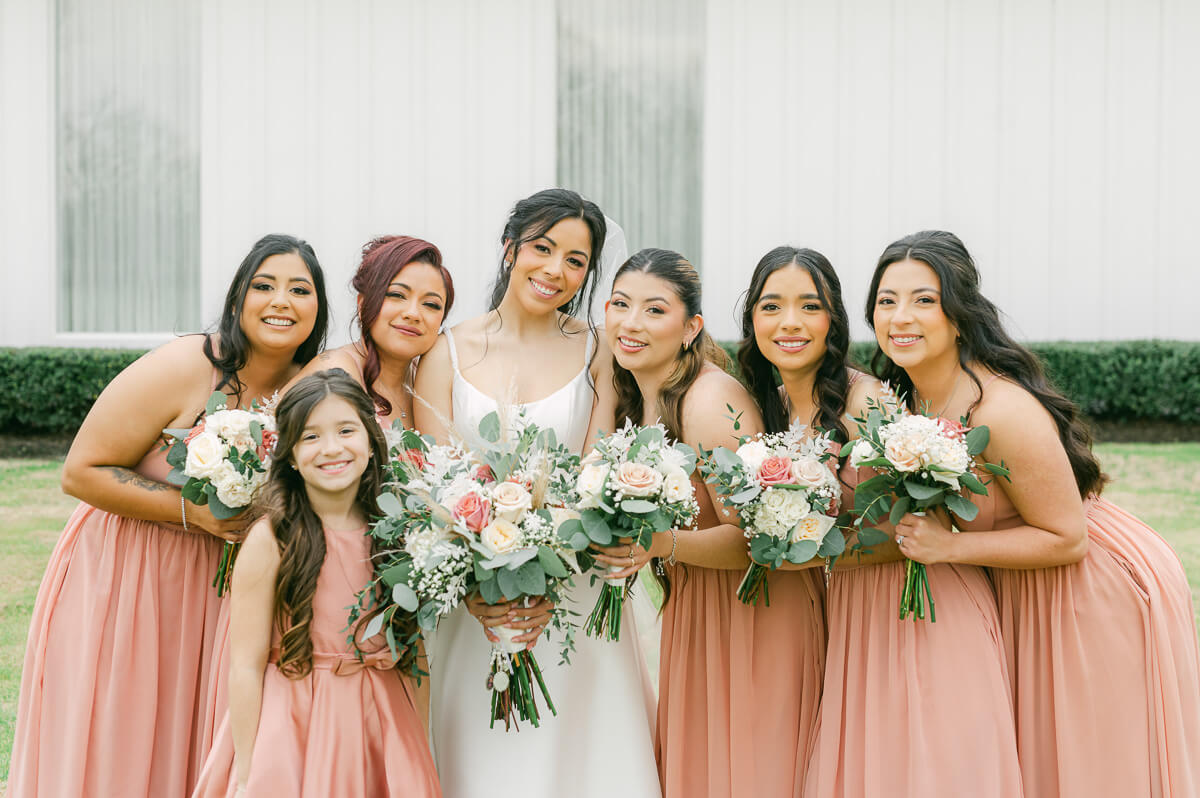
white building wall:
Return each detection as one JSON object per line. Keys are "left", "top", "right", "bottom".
{"left": 700, "top": 0, "right": 1200, "bottom": 342}
{"left": 0, "top": 0, "right": 556, "bottom": 348}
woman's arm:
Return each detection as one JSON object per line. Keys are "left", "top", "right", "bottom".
{"left": 59, "top": 336, "right": 245, "bottom": 540}
{"left": 582, "top": 333, "right": 618, "bottom": 453}
{"left": 895, "top": 381, "right": 1088, "bottom": 568}
{"left": 228, "top": 519, "right": 280, "bottom": 789}
{"left": 412, "top": 334, "right": 455, "bottom": 445}
{"left": 280, "top": 345, "right": 365, "bottom": 396}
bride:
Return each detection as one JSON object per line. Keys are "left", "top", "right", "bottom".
{"left": 413, "top": 188, "right": 660, "bottom": 798}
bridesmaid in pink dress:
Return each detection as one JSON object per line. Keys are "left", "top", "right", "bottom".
{"left": 192, "top": 371, "right": 440, "bottom": 798}
{"left": 869, "top": 230, "right": 1200, "bottom": 797}
{"left": 737, "top": 247, "right": 1024, "bottom": 797}
{"left": 8, "top": 234, "right": 330, "bottom": 798}
{"left": 594, "top": 248, "right": 799, "bottom": 798}
{"left": 197, "top": 235, "right": 454, "bottom": 762}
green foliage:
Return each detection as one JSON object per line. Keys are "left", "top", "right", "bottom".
{"left": 716, "top": 340, "right": 1199, "bottom": 425}
{"left": 4, "top": 341, "right": 1197, "bottom": 438}
{"left": 0, "top": 347, "right": 146, "bottom": 434}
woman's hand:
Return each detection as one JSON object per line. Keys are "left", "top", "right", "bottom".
{"left": 186, "top": 500, "right": 254, "bottom": 543}
{"left": 894, "top": 508, "right": 957, "bottom": 565}
{"left": 464, "top": 593, "right": 555, "bottom": 649}
{"left": 592, "top": 534, "right": 664, "bottom": 581}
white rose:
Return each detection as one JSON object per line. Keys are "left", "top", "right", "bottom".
{"left": 790, "top": 512, "right": 835, "bottom": 544}
{"left": 547, "top": 506, "right": 581, "bottom": 529}
{"left": 735, "top": 439, "right": 769, "bottom": 474}
{"left": 212, "top": 460, "right": 254, "bottom": 509}
{"left": 848, "top": 439, "right": 876, "bottom": 468}
{"left": 614, "top": 461, "right": 663, "bottom": 498}
{"left": 884, "top": 436, "right": 922, "bottom": 472}
{"left": 480, "top": 518, "right": 522, "bottom": 556}
{"left": 575, "top": 463, "right": 610, "bottom": 509}
{"left": 662, "top": 467, "right": 693, "bottom": 503}
{"left": 491, "top": 481, "right": 532, "bottom": 523}
{"left": 184, "top": 431, "right": 226, "bottom": 480}
{"left": 790, "top": 457, "right": 828, "bottom": 488}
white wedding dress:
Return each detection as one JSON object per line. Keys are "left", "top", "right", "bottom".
{"left": 428, "top": 328, "right": 661, "bottom": 798}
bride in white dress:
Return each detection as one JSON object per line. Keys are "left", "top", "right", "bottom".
{"left": 413, "top": 189, "right": 661, "bottom": 798}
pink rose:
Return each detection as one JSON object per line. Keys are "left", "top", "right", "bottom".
{"left": 790, "top": 457, "right": 828, "bottom": 488}
{"left": 473, "top": 464, "right": 496, "bottom": 484}
{"left": 453, "top": 492, "right": 491, "bottom": 532}
{"left": 256, "top": 428, "right": 277, "bottom": 461}
{"left": 614, "top": 461, "right": 663, "bottom": 497}
{"left": 757, "top": 456, "right": 796, "bottom": 486}
{"left": 183, "top": 421, "right": 206, "bottom": 446}
{"left": 936, "top": 417, "right": 968, "bottom": 442}
{"left": 398, "top": 448, "right": 427, "bottom": 471}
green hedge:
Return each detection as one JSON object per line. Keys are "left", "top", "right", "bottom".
{"left": 717, "top": 339, "right": 1199, "bottom": 424}
{"left": 2, "top": 341, "right": 1197, "bottom": 436}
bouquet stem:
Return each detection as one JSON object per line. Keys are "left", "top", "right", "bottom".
{"left": 585, "top": 579, "right": 630, "bottom": 641}
{"left": 898, "top": 559, "right": 936, "bottom": 622}
{"left": 736, "top": 563, "right": 771, "bottom": 606}
{"left": 212, "top": 541, "right": 241, "bottom": 597}
{"left": 489, "top": 649, "right": 556, "bottom": 731}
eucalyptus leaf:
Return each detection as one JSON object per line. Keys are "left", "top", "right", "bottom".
{"left": 377, "top": 491, "right": 405, "bottom": 517}
{"left": 965, "top": 425, "right": 990, "bottom": 456}
{"left": 207, "top": 492, "right": 241, "bottom": 519}
{"left": 557, "top": 518, "right": 584, "bottom": 541}
{"left": 166, "top": 467, "right": 188, "bottom": 487}
{"left": 944, "top": 492, "right": 979, "bottom": 522}
{"left": 569, "top": 531, "right": 591, "bottom": 551}
{"left": 478, "top": 577, "right": 503, "bottom": 605}
{"left": 417, "top": 602, "right": 439, "bottom": 632}
{"left": 538, "top": 546, "right": 569, "bottom": 578}
{"left": 515, "top": 561, "right": 546, "bottom": 595}
{"left": 888, "top": 496, "right": 912, "bottom": 526}
{"left": 903, "top": 480, "right": 943, "bottom": 502}
{"left": 634, "top": 426, "right": 664, "bottom": 447}
{"left": 250, "top": 420, "right": 263, "bottom": 447}
{"left": 856, "top": 527, "right": 892, "bottom": 547}
{"left": 361, "top": 612, "right": 385, "bottom": 641}
{"left": 581, "top": 510, "right": 613, "bottom": 545}
{"left": 960, "top": 471, "right": 988, "bottom": 495}
{"left": 784, "top": 538, "right": 820, "bottom": 564}
{"left": 479, "top": 411, "right": 501, "bottom": 444}
{"left": 817, "top": 528, "right": 847, "bottom": 558}
{"left": 496, "top": 568, "right": 520, "bottom": 600}
{"left": 380, "top": 562, "right": 412, "bottom": 587}
{"left": 391, "top": 582, "right": 419, "bottom": 612}
{"left": 620, "top": 499, "right": 658, "bottom": 514}
{"left": 730, "top": 485, "right": 762, "bottom": 504}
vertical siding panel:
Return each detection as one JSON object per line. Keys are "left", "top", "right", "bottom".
{"left": 791, "top": 0, "right": 839, "bottom": 256}
{"left": 1158, "top": 0, "right": 1200, "bottom": 340}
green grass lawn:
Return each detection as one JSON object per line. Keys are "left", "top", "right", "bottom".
{"left": 1, "top": 445, "right": 1198, "bottom": 785}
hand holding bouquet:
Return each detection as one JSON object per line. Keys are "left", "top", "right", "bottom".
{"left": 699, "top": 424, "right": 843, "bottom": 606}
{"left": 357, "top": 411, "right": 583, "bottom": 731}
{"left": 843, "top": 386, "right": 1009, "bottom": 621}
{"left": 557, "top": 421, "right": 699, "bottom": 642}
{"left": 164, "top": 391, "right": 276, "bottom": 595}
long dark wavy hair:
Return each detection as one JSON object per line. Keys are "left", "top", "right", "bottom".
{"left": 866, "top": 230, "right": 1106, "bottom": 497}
{"left": 264, "top": 369, "right": 400, "bottom": 677}
{"left": 609, "top": 248, "right": 728, "bottom": 607}
{"left": 736, "top": 246, "right": 852, "bottom": 439}
{"left": 204, "top": 234, "right": 330, "bottom": 403}
{"left": 351, "top": 235, "right": 454, "bottom": 417}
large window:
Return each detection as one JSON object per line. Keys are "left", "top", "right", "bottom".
{"left": 557, "top": 0, "right": 705, "bottom": 265}
{"left": 56, "top": 0, "right": 200, "bottom": 333}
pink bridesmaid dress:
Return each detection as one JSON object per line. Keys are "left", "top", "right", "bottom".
{"left": 191, "top": 524, "right": 441, "bottom": 798}
{"left": 656, "top": 475, "right": 826, "bottom": 797}
{"left": 805, "top": 463, "right": 1024, "bottom": 797}
{"left": 8, "top": 439, "right": 224, "bottom": 796}
{"left": 972, "top": 482, "right": 1200, "bottom": 796}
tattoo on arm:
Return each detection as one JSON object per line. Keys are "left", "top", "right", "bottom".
{"left": 100, "top": 466, "right": 173, "bottom": 493}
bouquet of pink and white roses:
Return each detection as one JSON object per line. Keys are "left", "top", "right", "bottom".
{"left": 164, "top": 391, "right": 276, "bottom": 595}
{"left": 557, "top": 420, "right": 699, "bottom": 642}
{"left": 843, "top": 386, "right": 1009, "bottom": 621}
{"left": 699, "top": 424, "right": 843, "bottom": 606}
{"left": 356, "top": 411, "right": 583, "bottom": 731}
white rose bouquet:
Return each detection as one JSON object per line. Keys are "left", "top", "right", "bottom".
{"left": 698, "top": 424, "right": 843, "bottom": 606}
{"left": 842, "top": 385, "right": 1009, "bottom": 621}
{"left": 557, "top": 420, "right": 699, "bottom": 642}
{"left": 164, "top": 391, "right": 276, "bottom": 595}
{"left": 356, "top": 411, "right": 583, "bottom": 731}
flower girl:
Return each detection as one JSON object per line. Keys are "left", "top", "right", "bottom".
{"left": 192, "top": 369, "right": 440, "bottom": 798}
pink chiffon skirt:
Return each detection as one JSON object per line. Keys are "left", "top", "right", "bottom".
{"left": 656, "top": 565, "right": 825, "bottom": 797}
{"left": 8, "top": 503, "right": 223, "bottom": 797}
{"left": 806, "top": 560, "right": 1024, "bottom": 797}
{"left": 994, "top": 497, "right": 1200, "bottom": 796}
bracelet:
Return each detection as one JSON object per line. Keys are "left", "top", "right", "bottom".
{"left": 180, "top": 493, "right": 189, "bottom": 531}
{"left": 666, "top": 529, "right": 678, "bottom": 566}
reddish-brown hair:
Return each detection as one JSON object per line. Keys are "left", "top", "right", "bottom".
{"left": 352, "top": 235, "right": 454, "bottom": 415}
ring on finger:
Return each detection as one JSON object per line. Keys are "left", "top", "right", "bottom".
{"left": 896, "top": 535, "right": 906, "bottom": 545}
{"left": 628, "top": 550, "right": 636, "bottom": 566}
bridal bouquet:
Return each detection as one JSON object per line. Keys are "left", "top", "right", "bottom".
{"left": 557, "top": 420, "right": 699, "bottom": 642}
{"left": 356, "top": 411, "right": 583, "bottom": 731}
{"left": 843, "top": 386, "right": 1009, "bottom": 621}
{"left": 164, "top": 391, "right": 276, "bottom": 595}
{"left": 699, "top": 425, "right": 843, "bottom": 606}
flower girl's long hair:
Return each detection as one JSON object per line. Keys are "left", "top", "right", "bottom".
{"left": 262, "top": 369, "right": 393, "bottom": 677}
